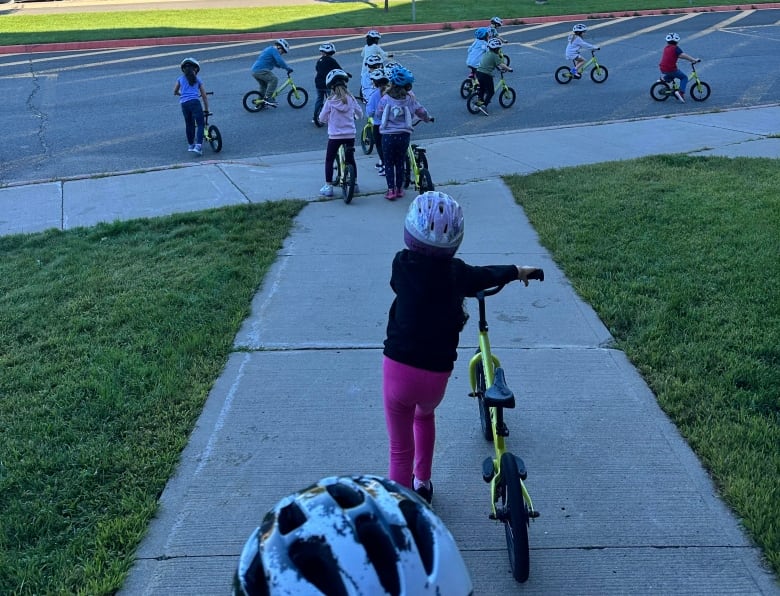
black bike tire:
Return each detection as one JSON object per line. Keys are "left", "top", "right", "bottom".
{"left": 499, "top": 87, "right": 516, "bottom": 108}
{"left": 500, "top": 452, "right": 531, "bottom": 583}
{"left": 360, "top": 125, "right": 374, "bottom": 155}
{"left": 287, "top": 87, "right": 309, "bottom": 109}
{"left": 590, "top": 65, "right": 608, "bottom": 83}
{"left": 690, "top": 81, "right": 711, "bottom": 101}
{"left": 207, "top": 125, "right": 222, "bottom": 153}
{"left": 342, "top": 163, "right": 356, "bottom": 204}
{"left": 416, "top": 149, "right": 429, "bottom": 171}
{"left": 466, "top": 91, "right": 482, "bottom": 114}
{"left": 418, "top": 168, "right": 434, "bottom": 193}
{"left": 460, "top": 78, "right": 475, "bottom": 99}
{"left": 554, "top": 66, "right": 573, "bottom": 84}
{"left": 650, "top": 81, "right": 671, "bottom": 101}
{"left": 242, "top": 90, "right": 264, "bottom": 112}
{"left": 475, "top": 350, "right": 493, "bottom": 441}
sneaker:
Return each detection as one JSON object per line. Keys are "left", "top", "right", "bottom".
{"left": 264, "top": 98, "right": 278, "bottom": 107}
{"left": 395, "top": 187, "right": 404, "bottom": 198}
{"left": 319, "top": 184, "right": 334, "bottom": 197}
{"left": 193, "top": 144, "right": 203, "bottom": 156}
{"left": 674, "top": 90, "right": 685, "bottom": 103}
{"left": 312, "top": 118, "right": 323, "bottom": 128}
{"left": 187, "top": 144, "right": 196, "bottom": 152}
{"left": 478, "top": 105, "right": 489, "bottom": 116}
{"left": 374, "top": 162, "right": 383, "bottom": 171}
{"left": 377, "top": 166, "right": 385, "bottom": 176}
{"left": 384, "top": 189, "right": 397, "bottom": 200}
{"left": 414, "top": 480, "right": 434, "bottom": 504}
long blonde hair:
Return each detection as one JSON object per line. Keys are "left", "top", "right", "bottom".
{"left": 329, "top": 83, "right": 352, "bottom": 104}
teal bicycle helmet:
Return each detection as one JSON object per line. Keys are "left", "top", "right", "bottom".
{"left": 388, "top": 66, "right": 414, "bottom": 87}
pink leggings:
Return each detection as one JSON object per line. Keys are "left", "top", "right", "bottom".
{"left": 382, "top": 356, "right": 451, "bottom": 488}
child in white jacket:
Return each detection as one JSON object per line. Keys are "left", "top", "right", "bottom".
{"left": 565, "top": 24, "right": 599, "bottom": 78}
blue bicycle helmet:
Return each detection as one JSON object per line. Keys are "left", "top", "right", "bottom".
{"left": 388, "top": 66, "right": 414, "bottom": 87}
{"left": 474, "top": 27, "right": 490, "bottom": 40}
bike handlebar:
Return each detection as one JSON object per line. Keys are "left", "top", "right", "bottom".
{"left": 478, "top": 269, "right": 546, "bottom": 297}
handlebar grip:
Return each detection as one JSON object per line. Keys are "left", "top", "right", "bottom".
{"left": 527, "top": 269, "right": 545, "bottom": 282}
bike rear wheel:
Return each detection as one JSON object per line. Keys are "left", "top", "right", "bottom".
{"left": 287, "top": 86, "right": 309, "bottom": 108}
{"left": 690, "top": 80, "right": 711, "bottom": 101}
{"left": 466, "top": 91, "right": 483, "bottom": 114}
{"left": 554, "top": 66, "right": 573, "bottom": 84}
{"left": 418, "top": 168, "right": 434, "bottom": 193}
{"left": 360, "top": 125, "right": 374, "bottom": 154}
{"left": 475, "top": 351, "right": 493, "bottom": 441}
{"left": 499, "top": 87, "right": 516, "bottom": 108}
{"left": 460, "top": 78, "right": 476, "bottom": 99}
{"left": 650, "top": 81, "right": 671, "bottom": 101}
{"left": 341, "top": 163, "right": 356, "bottom": 204}
{"left": 590, "top": 65, "right": 608, "bottom": 83}
{"left": 499, "top": 452, "right": 531, "bottom": 583}
{"left": 242, "top": 90, "right": 264, "bottom": 112}
{"left": 207, "top": 125, "right": 222, "bottom": 153}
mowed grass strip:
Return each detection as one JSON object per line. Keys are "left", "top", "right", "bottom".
{"left": 506, "top": 155, "right": 780, "bottom": 575}
{"left": 0, "top": 201, "right": 303, "bottom": 594}
{"left": 2, "top": 0, "right": 779, "bottom": 45}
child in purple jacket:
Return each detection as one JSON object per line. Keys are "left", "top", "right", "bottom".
{"left": 317, "top": 69, "right": 363, "bottom": 197}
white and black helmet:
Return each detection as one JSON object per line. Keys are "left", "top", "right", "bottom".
{"left": 665, "top": 32, "right": 681, "bottom": 43}
{"left": 180, "top": 57, "right": 200, "bottom": 73}
{"left": 325, "top": 68, "right": 350, "bottom": 88}
{"left": 572, "top": 23, "right": 587, "bottom": 33}
{"left": 366, "top": 29, "right": 382, "bottom": 39}
{"left": 318, "top": 42, "right": 336, "bottom": 54}
{"left": 490, "top": 16, "right": 503, "bottom": 26}
{"left": 487, "top": 38, "right": 503, "bottom": 50}
{"left": 364, "top": 54, "right": 383, "bottom": 67}
{"left": 369, "top": 68, "right": 388, "bottom": 82}
{"left": 233, "top": 475, "right": 474, "bottom": 596}
{"left": 275, "top": 38, "right": 290, "bottom": 52}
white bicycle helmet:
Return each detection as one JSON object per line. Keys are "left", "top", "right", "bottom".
{"left": 487, "top": 38, "right": 503, "bottom": 50}
{"left": 325, "top": 68, "right": 350, "bottom": 88}
{"left": 404, "top": 192, "right": 465, "bottom": 258}
{"left": 366, "top": 29, "right": 382, "bottom": 40}
{"left": 364, "top": 54, "right": 383, "bottom": 67}
{"left": 665, "top": 32, "right": 681, "bottom": 43}
{"left": 318, "top": 42, "right": 335, "bottom": 54}
{"left": 369, "top": 68, "right": 388, "bottom": 82}
{"left": 179, "top": 57, "right": 200, "bottom": 73}
{"left": 233, "top": 475, "right": 474, "bottom": 596}
{"left": 490, "top": 16, "right": 503, "bottom": 26}
{"left": 275, "top": 38, "right": 290, "bottom": 53}
{"left": 572, "top": 23, "right": 587, "bottom": 33}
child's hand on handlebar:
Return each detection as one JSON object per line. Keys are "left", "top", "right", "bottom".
{"left": 516, "top": 266, "right": 545, "bottom": 285}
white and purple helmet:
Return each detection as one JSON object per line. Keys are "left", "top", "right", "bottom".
{"left": 404, "top": 192, "right": 465, "bottom": 258}
{"left": 233, "top": 475, "right": 474, "bottom": 596}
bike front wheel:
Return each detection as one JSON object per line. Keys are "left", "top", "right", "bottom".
{"left": 418, "top": 168, "right": 434, "bottom": 193}
{"left": 242, "top": 90, "right": 264, "bottom": 112}
{"left": 690, "top": 80, "right": 711, "bottom": 101}
{"left": 460, "top": 78, "right": 476, "bottom": 99}
{"left": 466, "top": 91, "right": 482, "bottom": 114}
{"left": 499, "top": 452, "right": 530, "bottom": 583}
{"left": 554, "top": 66, "right": 573, "bottom": 84}
{"left": 590, "top": 65, "right": 608, "bottom": 83}
{"left": 360, "top": 125, "right": 374, "bottom": 155}
{"left": 499, "top": 86, "right": 516, "bottom": 108}
{"left": 207, "top": 125, "right": 222, "bottom": 153}
{"left": 650, "top": 81, "right": 671, "bottom": 101}
{"left": 287, "top": 86, "right": 309, "bottom": 108}
{"left": 341, "top": 163, "right": 356, "bottom": 204}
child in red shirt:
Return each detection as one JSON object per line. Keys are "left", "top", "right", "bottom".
{"left": 659, "top": 32, "right": 699, "bottom": 103}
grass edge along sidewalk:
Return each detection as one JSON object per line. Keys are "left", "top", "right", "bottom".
{"left": 1, "top": 157, "right": 779, "bottom": 593}
{"left": 2, "top": 1, "right": 780, "bottom": 50}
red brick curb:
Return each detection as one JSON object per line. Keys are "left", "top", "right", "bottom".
{"left": 1, "top": 3, "right": 779, "bottom": 55}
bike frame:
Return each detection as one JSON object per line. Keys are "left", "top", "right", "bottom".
{"left": 574, "top": 51, "right": 600, "bottom": 74}
{"left": 662, "top": 63, "right": 703, "bottom": 90}
{"left": 468, "top": 291, "right": 537, "bottom": 519}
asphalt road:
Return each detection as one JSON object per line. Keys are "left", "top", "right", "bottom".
{"left": 2, "top": 8, "right": 779, "bottom": 185}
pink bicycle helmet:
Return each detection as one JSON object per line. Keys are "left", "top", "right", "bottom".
{"left": 404, "top": 192, "right": 465, "bottom": 258}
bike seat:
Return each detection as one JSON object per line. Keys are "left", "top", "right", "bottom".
{"left": 484, "top": 367, "right": 515, "bottom": 409}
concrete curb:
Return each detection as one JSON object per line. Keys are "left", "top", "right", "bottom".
{"left": 1, "top": 3, "right": 779, "bottom": 55}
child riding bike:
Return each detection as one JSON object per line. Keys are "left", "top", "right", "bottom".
{"left": 466, "top": 27, "right": 490, "bottom": 78}
{"left": 659, "top": 32, "right": 700, "bottom": 103}
{"left": 475, "top": 38, "right": 512, "bottom": 115}
{"left": 566, "top": 24, "right": 599, "bottom": 78}
{"left": 250, "top": 38, "right": 293, "bottom": 108}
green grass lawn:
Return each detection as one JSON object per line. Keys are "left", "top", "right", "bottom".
{"left": 506, "top": 155, "right": 780, "bottom": 577}
{"left": 2, "top": 0, "right": 779, "bottom": 45}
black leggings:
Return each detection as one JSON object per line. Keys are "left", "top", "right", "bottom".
{"left": 325, "top": 138, "right": 356, "bottom": 184}
{"left": 476, "top": 71, "right": 495, "bottom": 106}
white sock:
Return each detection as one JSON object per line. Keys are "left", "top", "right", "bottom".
{"left": 414, "top": 478, "right": 430, "bottom": 491}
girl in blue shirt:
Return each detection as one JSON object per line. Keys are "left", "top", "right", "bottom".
{"left": 174, "top": 57, "right": 209, "bottom": 156}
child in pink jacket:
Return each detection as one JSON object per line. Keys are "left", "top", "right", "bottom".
{"left": 317, "top": 69, "right": 363, "bottom": 197}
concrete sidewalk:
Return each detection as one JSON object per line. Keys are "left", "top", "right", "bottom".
{"left": 4, "top": 106, "right": 779, "bottom": 594}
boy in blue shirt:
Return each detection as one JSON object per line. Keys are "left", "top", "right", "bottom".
{"left": 251, "top": 39, "right": 292, "bottom": 107}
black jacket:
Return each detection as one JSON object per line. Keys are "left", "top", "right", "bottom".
{"left": 314, "top": 55, "right": 342, "bottom": 90}
{"left": 383, "top": 249, "right": 518, "bottom": 372}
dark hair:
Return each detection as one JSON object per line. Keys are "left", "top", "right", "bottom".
{"left": 365, "top": 36, "right": 378, "bottom": 46}
{"left": 182, "top": 65, "right": 197, "bottom": 86}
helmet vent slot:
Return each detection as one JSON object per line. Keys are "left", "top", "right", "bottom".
{"left": 289, "top": 537, "right": 348, "bottom": 596}
{"left": 355, "top": 514, "right": 401, "bottom": 596}
{"left": 277, "top": 501, "right": 306, "bottom": 535}
{"left": 325, "top": 482, "right": 365, "bottom": 509}
{"left": 399, "top": 500, "right": 435, "bottom": 575}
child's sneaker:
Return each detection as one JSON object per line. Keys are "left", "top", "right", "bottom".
{"left": 478, "top": 104, "right": 489, "bottom": 116}
{"left": 377, "top": 165, "right": 385, "bottom": 176}
{"left": 674, "top": 90, "right": 685, "bottom": 103}
{"left": 193, "top": 144, "right": 203, "bottom": 156}
{"left": 319, "top": 184, "right": 334, "bottom": 197}
{"left": 374, "top": 162, "right": 383, "bottom": 171}
{"left": 413, "top": 479, "right": 434, "bottom": 504}
{"left": 384, "top": 189, "right": 397, "bottom": 200}
{"left": 187, "top": 144, "right": 196, "bottom": 152}
{"left": 395, "top": 187, "right": 404, "bottom": 198}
